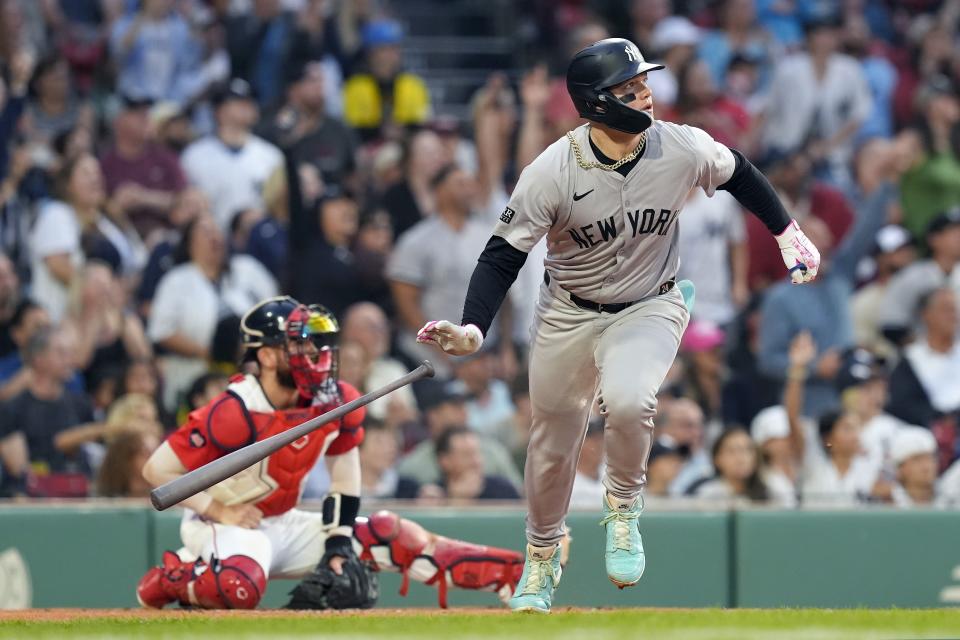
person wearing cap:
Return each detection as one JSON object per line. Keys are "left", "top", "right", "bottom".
{"left": 763, "top": 13, "right": 872, "bottom": 187}
{"left": 257, "top": 59, "right": 358, "bottom": 191}
{"left": 749, "top": 406, "right": 800, "bottom": 507}
{"left": 850, "top": 224, "right": 916, "bottom": 358}
{"left": 878, "top": 209, "right": 960, "bottom": 345}
{"left": 342, "top": 19, "right": 430, "bottom": 142}
{"left": 834, "top": 346, "right": 907, "bottom": 481}
{"left": 100, "top": 95, "right": 187, "bottom": 240}
{"left": 889, "top": 426, "right": 940, "bottom": 507}
{"left": 396, "top": 378, "right": 522, "bottom": 489}
{"left": 569, "top": 417, "right": 606, "bottom": 508}
{"left": 180, "top": 78, "right": 283, "bottom": 230}
{"left": 645, "top": 16, "right": 701, "bottom": 109}
{"left": 109, "top": 0, "right": 198, "bottom": 104}
{"left": 898, "top": 74, "right": 960, "bottom": 237}
{"left": 784, "top": 331, "right": 882, "bottom": 506}
{"left": 887, "top": 287, "right": 960, "bottom": 430}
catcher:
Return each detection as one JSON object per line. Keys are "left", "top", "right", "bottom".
{"left": 136, "top": 296, "right": 527, "bottom": 610}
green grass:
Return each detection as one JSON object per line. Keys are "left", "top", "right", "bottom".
{"left": 1, "top": 608, "right": 959, "bottom": 640}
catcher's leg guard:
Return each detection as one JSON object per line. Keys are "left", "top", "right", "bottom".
{"left": 136, "top": 550, "right": 266, "bottom": 609}
{"left": 353, "top": 510, "right": 524, "bottom": 608}
{"left": 354, "top": 511, "right": 430, "bottom": 598}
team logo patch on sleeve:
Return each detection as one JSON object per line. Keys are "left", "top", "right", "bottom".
{"left": 189, "top": 429, "right": 206, "bottom": 448}
{"left": 500, "top": 206, "right": 516, "bottom": 224}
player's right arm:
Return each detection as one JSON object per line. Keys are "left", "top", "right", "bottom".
{"left": 141, "top": 443, "right": 262, "bottom": 528}
{"left": 142, "top": 396, "right": 264, "bottom": 528}
{"left": 417, "top": 151, "right": 561, "bottom": 355}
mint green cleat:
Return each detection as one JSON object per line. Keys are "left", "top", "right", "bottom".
{"left": 600, "top": 493, "right": 645, "bottom": 588}
{"left": 508, "top": 544, "right": 563, "bottom": 613}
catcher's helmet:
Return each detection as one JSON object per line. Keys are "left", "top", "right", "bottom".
{"left": 240, "top": 295, "right": 300, "bottom": 355}
{"left": 567, "top": 38, "right": 664, "bottom": 134}
{"left": 240, "top": 296, "right": 341, "bottom": 399}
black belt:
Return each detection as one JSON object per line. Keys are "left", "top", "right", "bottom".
{"left": 544, "top": 272, "right": 675, "bottom": 314}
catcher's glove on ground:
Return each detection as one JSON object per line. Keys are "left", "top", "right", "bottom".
{"left": 416, "top": 321, "right": 483, "bottom": 356}
{"left": 285, "top": 551, "right": 379, "bottom": 610}
{"left": 776, "top": 220, "right": 821, "bottom": 284}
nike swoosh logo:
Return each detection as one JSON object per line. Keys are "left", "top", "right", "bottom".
{"left": 573, "top": 189, "right": 594, "bottom": 201}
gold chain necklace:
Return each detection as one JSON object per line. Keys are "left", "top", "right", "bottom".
{"left": 566, "top": 128, "right": 647, "bottom": 171}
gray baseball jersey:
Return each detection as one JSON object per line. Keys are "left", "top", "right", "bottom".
{"left": 505, "top": 122, "right": 736, "bottom": 547}
{"left": 493, "top": 121, "right": 735, "bottom": 303}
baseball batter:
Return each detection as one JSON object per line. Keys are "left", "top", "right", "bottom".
{"left": 417, "top": 38, "right": 821, "bottom": 613}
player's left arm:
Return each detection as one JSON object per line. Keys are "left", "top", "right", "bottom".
{"left": 702, "top": 136, "right": 820, "bottom": 284}
{"left": 321, "top": 382, "right": 366, "bottom": 573}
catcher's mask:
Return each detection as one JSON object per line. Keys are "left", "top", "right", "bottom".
{"left": 240, "top": 297, "right": 341, "bottom": 399}
{"left": 284, "top": 303, "right": 341, "bottom": 400}
{"left": 566, "top": 38, "right": 664, "bottom": 134}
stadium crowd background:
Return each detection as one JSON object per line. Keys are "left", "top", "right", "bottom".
{"left": 0, "top": 0, "right": 959, "bottom": 509}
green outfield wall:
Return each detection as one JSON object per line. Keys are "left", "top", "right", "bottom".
{"left": 0, "top": 504, "right": 957, "bottom": 609}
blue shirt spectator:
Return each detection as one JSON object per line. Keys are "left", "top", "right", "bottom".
{"left": 109, "top": 1, "right": 200, "bottom": 104}
{"left": 758, "top": 183, "right": 896, "bottom": 417}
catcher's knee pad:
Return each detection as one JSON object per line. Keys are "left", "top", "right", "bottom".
{"left": 138, "top": 551, "right": 267, "bottom": 610}
{"left": 191, "top": 555, "right": 267, "bottom": 609}
{"left": 137, "top": 550, "right": 202, "bottom": 609}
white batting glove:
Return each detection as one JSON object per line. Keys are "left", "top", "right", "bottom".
{"left": 416, "top": 321, "right": 483, "bottom": 356}
{"left": 776, "top": 220, "right": 821, "bottom": 284}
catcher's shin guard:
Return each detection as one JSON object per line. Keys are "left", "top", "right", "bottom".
{"left": 354, "top": 510, "right": 524, "bottom": 608}
{"left": 136, "top": 550, "right": 266, "bottom": 609}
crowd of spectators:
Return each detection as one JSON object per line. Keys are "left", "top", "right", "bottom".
{"left": 1, "top": 0, "right": 960, "bottom": 509}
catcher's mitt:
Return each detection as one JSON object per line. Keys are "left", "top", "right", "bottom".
{"left": 285, "top": 552, "right": 379, "bottom": 610}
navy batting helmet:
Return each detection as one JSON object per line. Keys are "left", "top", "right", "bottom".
{"left": 240, "top": 295, "right": 300, "bottom": 357}
{"left": 567, "top": 38, "right": 664, "bottom": 134}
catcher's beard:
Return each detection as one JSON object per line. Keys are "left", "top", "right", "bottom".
{"left": 276, "top": 360, "right": 298, "bottom": 391}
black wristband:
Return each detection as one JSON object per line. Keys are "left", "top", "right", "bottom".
{"left": 324, "top": 534, "right": 353, "bottom": 557}
{"left": 322, "top": 493, "right": 361, "bottom": 529}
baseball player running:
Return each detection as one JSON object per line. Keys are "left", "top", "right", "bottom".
{"left": 417, "top": 38, "right": 821, "bottom": 613}
{"left": 137, "top": 296, "right": 526, "bottom": 610}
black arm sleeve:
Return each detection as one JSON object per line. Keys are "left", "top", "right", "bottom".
{"left": 460, "top": 235, "right": 529, "bottom": 337}
{"left": 718, "top": 149, "right": 792, "bottom": 235}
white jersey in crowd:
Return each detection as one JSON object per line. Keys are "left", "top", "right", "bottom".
{"left": 181, "top": 134, "right": 284, "bottom": 230}
{"left": 677, "top": 188, "right": 745, "bottom": 325}
{"left": 800, "top": 440, "right": 880, "bottom": 506}
{"left": 29, "top": 201, "right": 145, "bottom": 322}
{"left": 147, "top": 254, "right": 278, "bottom": 410}
{"left": 493, "top": 121, "right": 735, "bottom": 304}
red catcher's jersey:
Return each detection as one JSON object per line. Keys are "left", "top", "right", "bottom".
{"left": 167, "top": 374, "right": 365, "bottom": 517}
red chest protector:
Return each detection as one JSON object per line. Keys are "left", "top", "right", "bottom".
{"left": 167, "top": 375, "right": 365, "bottom": 517}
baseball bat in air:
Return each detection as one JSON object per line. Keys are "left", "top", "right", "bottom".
{"left": 150, "top": 360, "right": 436, "bottom": 511}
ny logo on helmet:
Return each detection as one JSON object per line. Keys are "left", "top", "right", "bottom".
{"left": 624, "top": 44, "right": 640, "bottom": 62}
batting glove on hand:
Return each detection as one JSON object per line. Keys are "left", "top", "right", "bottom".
{"left": 416, "top": 321, "right": 483, "bottom": 356}
{"left": 776, "top": 220, "right": 821, "bottom": 284}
